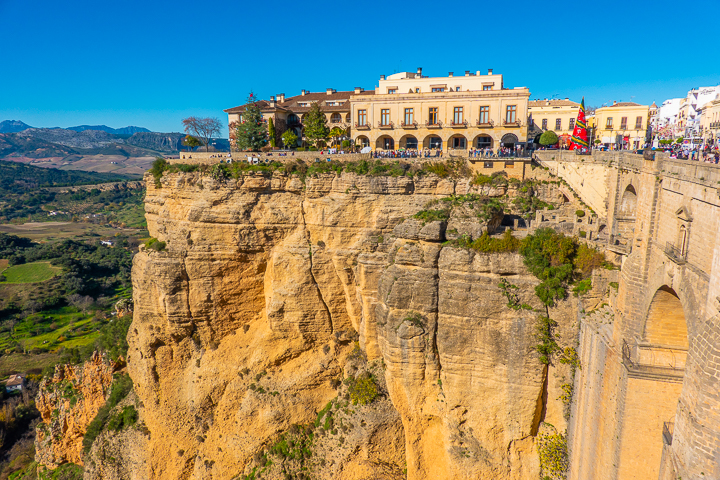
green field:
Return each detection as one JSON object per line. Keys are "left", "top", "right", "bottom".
{"left": 0, "top": 261, "right": 61, "bottom": 283}
{"left": 0, "top": 306, "right": 106, "bottom": 354}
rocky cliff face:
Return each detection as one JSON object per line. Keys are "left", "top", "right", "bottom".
{"left": 34, "top": 352, "right": 116, "bottom": 469}
{"left": 118, "top": 170, "right": 576, "bottom": 479}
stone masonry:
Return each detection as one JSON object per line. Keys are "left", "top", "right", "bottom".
{"left": 535, "top": 150, "right": 720, "bottom": 480}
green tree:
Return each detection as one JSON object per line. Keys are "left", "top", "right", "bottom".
{"left": 282, "top": 129, "right": 298, "bottom": 149}
{"left": 268, "top": 117, "right": 276, "bottom": 148}
{"left": 539, "top": 131, "right": 559, "bottom": 146}
{"left": 234, "top": 93, "right": 269, "bottom": 152}
{"left": 303, "top": 102, "right": 330, "bottom": 147}
{"left": 329, "top": 126, "right": 344, "bottom": 147}
{"left": 181, "top": 135, "right": 202, "bottom": 151}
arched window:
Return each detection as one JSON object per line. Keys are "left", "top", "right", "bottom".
{"left": 288, "top": 114, "right": 300, "bottom": 124}
{"left": 331, "top": 113, "right": 342, "bottom": 123}
{"left": 345, "top": 113, "right": 350, "bottom": 122}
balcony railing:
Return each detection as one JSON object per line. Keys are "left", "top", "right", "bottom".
{"left": 354, "top": 122, "right": 370, "bottom": 130}
{"left": 425, "top": 121, "right": 442, "bottom": 128}
{"left": 400, "top": 121, "right": 418, "bottom": 129}
{"left": 378, "top": 121, "right": 394, "bottom": 129}
{"left": 476, "top": 119, "right": 494, "bottom": 127}
{"left": 502, "top": 119, "right": 521, "bottom": 127}
{"left": 664, "top": 242, "right": 687, "bottom": 264}
{"left": 605, "top": 125, "right": 613, "bottom": 130}
{"left": 449, "top": 119, "right": 468, "bottom": 127}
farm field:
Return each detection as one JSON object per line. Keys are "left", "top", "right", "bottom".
{"left": 0, "top": 261, "right": 61, "bottom": 283}
{"left": 0, "top": 222, "right": 143, "bottom": 242}
{"left": 7, "top": 154, "right": 156, "bottom": 176}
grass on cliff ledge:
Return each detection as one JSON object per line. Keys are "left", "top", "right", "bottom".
{"left": 150, "top": 157, "right": 472, "bottom": 186}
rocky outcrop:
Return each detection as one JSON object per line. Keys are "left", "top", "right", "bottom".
{"left": 83, "top": 390, "right": 150, "bottom": 480}
{"left": 118, "top": 169, "right": 576, "bottom": 480}
{"left": 34, "top": 352, "right": 117, "bottom": 468}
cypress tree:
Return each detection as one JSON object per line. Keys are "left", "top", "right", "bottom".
{"left": 268, "top": 117, "right": 276, "bottom": 148}
{"left": 235, "top": 93, "right": 268, "bottom": 152}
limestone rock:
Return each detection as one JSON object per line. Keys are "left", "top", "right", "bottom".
{"left": 100, "top": 170, "right": 575, "bottom": 480}
{"left": 34, "top": 352, "right": 116, "bottom": 469}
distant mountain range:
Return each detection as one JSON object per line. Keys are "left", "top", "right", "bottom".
{"left": 0, "top": 120, "right": 33, "bottom": 133}
{"left": 65, "top": 125, "right": 151, "bottom": 135}
{"left": 0, "top": 120, "right": 230, "bottom": 161}
{"left": 0, "top": 120, "right": 150, "bottom": 135}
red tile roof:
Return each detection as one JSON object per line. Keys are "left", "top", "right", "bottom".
{"left": 224, "top": 90, "right": 373, "bottom": 115}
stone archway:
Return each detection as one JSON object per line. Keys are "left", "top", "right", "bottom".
{"left": 620, "top": 185, "right": 637, "bottom": 216}
{"left": 399, "top": 135, "right": 418, "bottom": 149}
{"left": 447, "top": 134, "right": 467, "bottom": 150}
{"left": 501, "top": 133, "right": 518, "bottom": 148}
{"left": 356, "top": 135, "right": 370, "bottom": 148}
{"left": 617, "top": 286, "right": 688, "bottom": 480}
{"left": 474, "top": 134, "right": 493, "bottom": 149}
{"left": 376, "top": 135, "right": 394, "bottom": 150}
{"left": 423, "top": 135, "right": 443, "bottom": 149}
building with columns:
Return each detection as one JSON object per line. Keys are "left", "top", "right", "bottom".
{"left": 350, "top": 68, "right": 530, "bottom": 151}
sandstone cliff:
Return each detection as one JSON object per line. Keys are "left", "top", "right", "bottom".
{"left": 113, "top": 169, "right": 578, "bottom": 480}
{"left": 34, "top": 352, "right": 116, "bottom": 469}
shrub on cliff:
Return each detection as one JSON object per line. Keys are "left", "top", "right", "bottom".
{"left": 538, "top": 429, "right": 569, "bottom": 479}
{"left": 82, "top": 374, "right": 133, "bottom": 453}
{"left": 150, "top": 157, "right": 169, "bottom": 187}
{"left": 145, "top": 237, "right": 166, "bottom": 252}
{"left": 346, "top": 372, "right": 378, "bottom": 405}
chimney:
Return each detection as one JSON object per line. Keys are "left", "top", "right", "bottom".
{"left": 380, "top": 75, "right": 386, "bottom": 80}
{"left": 354, "top": 87, "right": 363, "bottom": 94}
{"left": 565, "top": 97, "right": 569, "bottom": 101}
{"left": 476, "top": 70, "right": 481, "bottom": 76}
{"left": 301, "top": 89, "right": 307, "bottom": 96}
{"left": 416, "top": 67, "right": 422, "bottom": 77}
{"left": 326, "top": 88, "right": 334, "bottom": 95}
{"left": 269, "top": 95, "right": 276, "bottom": 107}
{"left": 448, "top": 72, "right": 453, "bottom": 77}
{"left": 613, "top": 100, "right": 617, "bottom": 105}
{"left": 465, "top": 70, "right": 470, "bottom": 76}
{"left": 277, "top": 93, "right": 285, "bottom": 103}
{"left": 488, "top": 69, "right": 493, "bottom": 75}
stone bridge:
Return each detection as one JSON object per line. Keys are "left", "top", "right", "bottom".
{"left": 535, "top": 151, "right": 720, "bottom": 480}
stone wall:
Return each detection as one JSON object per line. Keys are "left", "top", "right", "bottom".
{"left": 546, "top": 151, "right": 720, "bottom": 480}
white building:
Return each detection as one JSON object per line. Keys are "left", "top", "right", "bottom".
{"left": 656, "top": 98, "right": 682, "bottom": 138}
{"left": 682, "top": 86, "right": 720, "bottom": 139}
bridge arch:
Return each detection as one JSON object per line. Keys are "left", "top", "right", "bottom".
{"left": 617, "top": 285, "right": 690, "bottom": 479}
{"left": 619, "top": 184, "right": 637, "bottom": 217}
{"left": 643, "top": 286, "right": 688, "bottom": 349}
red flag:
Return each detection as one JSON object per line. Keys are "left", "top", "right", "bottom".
{"left": 570, "top": 98, "right": 589, "bottom": 150}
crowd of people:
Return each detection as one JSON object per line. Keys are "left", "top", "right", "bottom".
{"left": 371, "top": 149, "right": 433, "bottom": 158}
{"left": 658, "top": 144, "right": 720, "bottom": 164}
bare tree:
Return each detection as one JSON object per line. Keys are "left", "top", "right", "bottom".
{"left": 181, "top": 117, "right": 223, "bottom": 152}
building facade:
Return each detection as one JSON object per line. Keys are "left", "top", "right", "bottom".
{"left": 350, "top": 68, "right": 530, "bottom": 152}
{"left": 699, "top": 94, "right": 720, "bottom": 147}
{"left": 224, "top": 89, "right": 357, "bottom": 149}
{"left": 528, "top": 98, "right": 581, "bottom": 144}
{"left": 593, "top": 101, "right": 650, "bottom": 150}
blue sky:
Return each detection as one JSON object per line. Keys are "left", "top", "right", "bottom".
{"left": 1, "top": 0, "right": 718, "bottom": 133}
